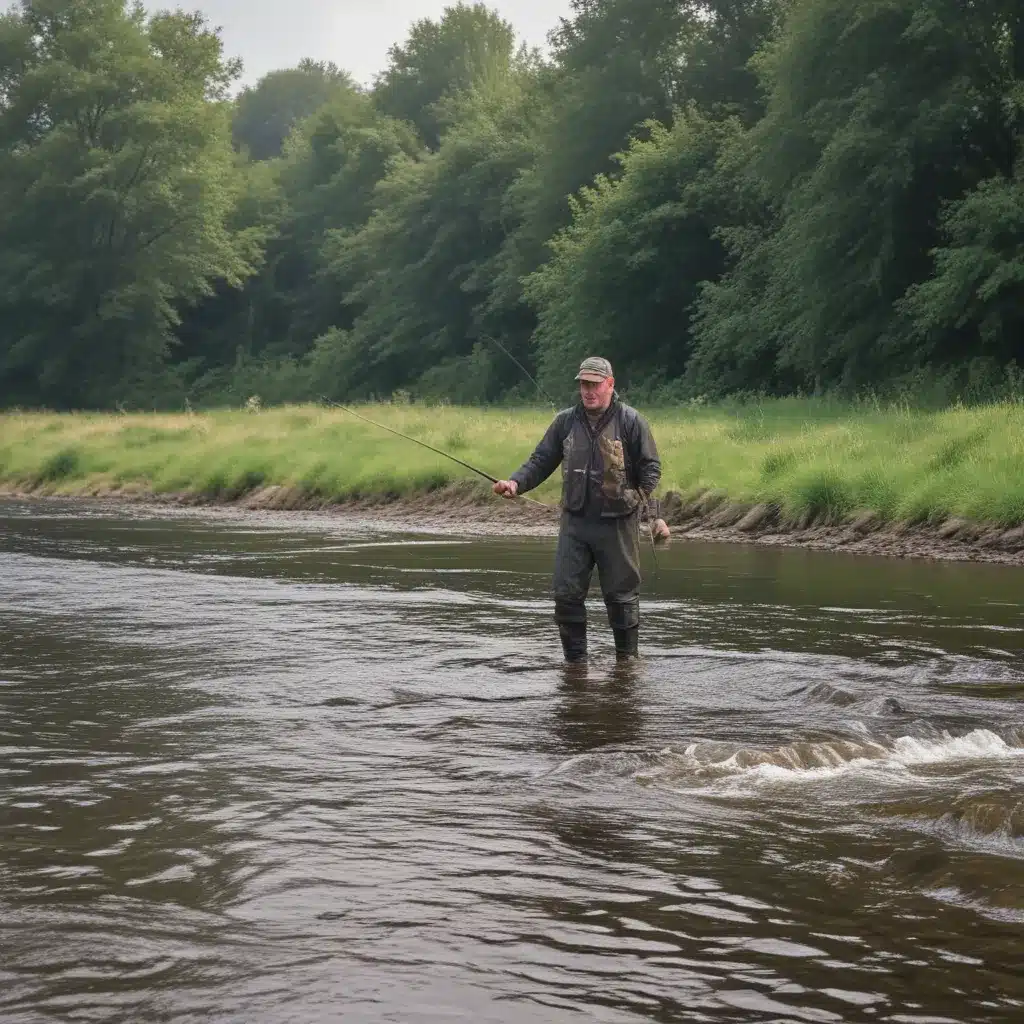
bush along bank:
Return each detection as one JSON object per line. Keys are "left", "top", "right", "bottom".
{"left": 2, "top": 400, "right": 1024, "bottom": 563}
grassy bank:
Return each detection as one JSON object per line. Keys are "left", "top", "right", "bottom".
{"left": 2, "top": 400, "right": 1024, "bottom": 529}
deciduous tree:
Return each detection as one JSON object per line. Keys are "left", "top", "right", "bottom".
{"left": 0, "top": 0, "right": 259, "bottom": 407}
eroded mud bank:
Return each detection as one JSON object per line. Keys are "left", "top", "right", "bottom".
{"left": 5, "top": 481, "right": 1024, "bottom": 566}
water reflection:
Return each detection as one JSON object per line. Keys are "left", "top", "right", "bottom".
{"left": 553, "top": 662, "right": 646, "bottom": 754}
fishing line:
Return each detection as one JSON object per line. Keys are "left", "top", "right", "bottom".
{"left": 480, "top": 335, "right": 557, "bottom": 410}
{"left": 639, "top": 493, "right": 661, "bottom": 582}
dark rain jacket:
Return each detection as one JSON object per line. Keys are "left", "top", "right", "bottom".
{"left": 510, "top": 398, "right": 662, "bottom": 518}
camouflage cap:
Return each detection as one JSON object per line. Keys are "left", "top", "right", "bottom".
{"left": 575, "top": 356, "right": 614, "bottom": 383}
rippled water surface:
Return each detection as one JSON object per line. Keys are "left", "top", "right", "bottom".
{"left": 2, "top": 498, "right": 1024, "bottom": 1023}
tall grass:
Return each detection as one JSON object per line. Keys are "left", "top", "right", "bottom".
{"left": 2, "top": 399, "right": 1024, "bottom": 527}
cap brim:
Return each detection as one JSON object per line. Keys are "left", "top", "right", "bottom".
{"left": 575, "top": 372, "right": 609, "bottom": 382}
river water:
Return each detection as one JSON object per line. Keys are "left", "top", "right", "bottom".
{"left": 2, "top": 498, "right": 1023, "bottom": 1024}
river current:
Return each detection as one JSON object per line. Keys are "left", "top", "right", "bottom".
{"left": 1, "top": 498, "right": 1023, "bottom": 1023}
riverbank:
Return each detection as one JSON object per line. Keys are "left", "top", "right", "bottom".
{"left": 5, "top": 487, "right": 1023, "bottom": 567}
{"left": 3, "top": 400, "right": 1024, "bottom": 565}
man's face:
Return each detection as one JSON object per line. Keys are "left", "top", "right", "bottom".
{"left": 580, "top": 376, "right": 614, "bottom": 411}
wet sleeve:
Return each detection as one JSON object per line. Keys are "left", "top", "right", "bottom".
{"left": 631, "top": 413, "right": 662, "bottom": 502}
{"left": 509, "top": 414, "right": 567, "bottom": 494}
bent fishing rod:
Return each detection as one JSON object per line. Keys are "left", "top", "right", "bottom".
{"left": 319, "top": 397, "right": 553, "bottom": 511}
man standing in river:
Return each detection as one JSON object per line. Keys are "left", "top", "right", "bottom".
{"left": 493, "top": 357, "right": 670, "bottom": 662}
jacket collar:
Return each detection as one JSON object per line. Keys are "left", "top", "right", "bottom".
{"left": 576, "top": 395, "right": 618, "bottom": 435}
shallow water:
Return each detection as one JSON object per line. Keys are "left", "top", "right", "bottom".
{"left": 2, "top": 498, "right": 1023, "bottom": 1023}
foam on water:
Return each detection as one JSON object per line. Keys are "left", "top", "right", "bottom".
{"left": 635, "top": 728, "right": 1024, "bottom": 795}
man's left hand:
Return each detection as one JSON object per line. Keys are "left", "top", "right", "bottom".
{"left": 652, "top": 519, "right": 671, "bottom": 543}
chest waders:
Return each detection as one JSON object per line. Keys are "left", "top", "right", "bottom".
{"left": 553, "top": 407, "right": 644, "bottom": 661}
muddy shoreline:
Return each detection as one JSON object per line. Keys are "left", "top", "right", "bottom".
{"left": 4, "top": 482, "right": 1024, "bottom": 566}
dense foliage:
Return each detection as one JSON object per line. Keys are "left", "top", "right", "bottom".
{"left": 1, "top": 0, "right": 1022, "bottom": 410}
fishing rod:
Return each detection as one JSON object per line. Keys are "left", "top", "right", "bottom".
{"left": 319, "top": 397, "right": 553, "bottom": 512}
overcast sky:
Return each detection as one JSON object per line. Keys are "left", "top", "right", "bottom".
{"left": 149, "top": 1, "right": 575, "bottom": 87}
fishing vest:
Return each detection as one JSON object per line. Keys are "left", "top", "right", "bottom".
{"left": 560, "top": 402, "right": 643, "bottom": 518}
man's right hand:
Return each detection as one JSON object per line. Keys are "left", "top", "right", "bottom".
{"left": 493, "top": 479, "right": 519, "bottom": 499}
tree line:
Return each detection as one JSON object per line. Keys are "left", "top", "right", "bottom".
{"left": 1, "top": 0, "right": 1022, "bottom": 410}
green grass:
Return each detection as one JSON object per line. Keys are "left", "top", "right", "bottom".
{"left": 2, "top": 399, "right": 1024, "bottom": 527}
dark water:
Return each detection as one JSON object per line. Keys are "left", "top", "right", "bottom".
{"left": 2, "top": 498, "right": 1024, "bottom": 1024}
